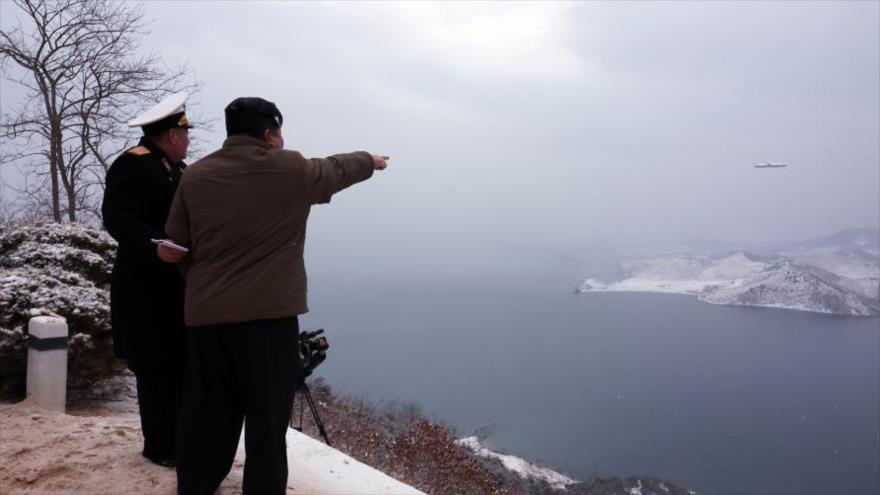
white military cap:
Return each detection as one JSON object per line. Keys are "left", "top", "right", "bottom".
{"left": 128, "top": 92, "right": 192, "bottom": 131}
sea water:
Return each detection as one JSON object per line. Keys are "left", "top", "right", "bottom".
{"left": 302, "top": 268, "right": 880, "bottom": 495}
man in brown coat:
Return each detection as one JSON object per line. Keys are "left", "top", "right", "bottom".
{"left": 162, "top": 97, "right": 387, "bottom": 495}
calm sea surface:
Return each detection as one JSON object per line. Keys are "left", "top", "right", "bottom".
{"left": 301, "top": 268, "right": 880, "bottom": 495}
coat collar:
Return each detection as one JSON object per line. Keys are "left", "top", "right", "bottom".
{"left": 138, "top": 136, "right": 186, "bottom": 171}
{"left": 139, "top": 136, "right": 171, "bottom": 162}
{"left": 222, "top": 135, "right": 272, "bottom": 149}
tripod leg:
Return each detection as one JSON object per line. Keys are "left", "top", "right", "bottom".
{"left": 290, "top": 389, "right": 305, "bottom": 432}
{"left": 302, "top": 385, "right": 332, "bottom": 446}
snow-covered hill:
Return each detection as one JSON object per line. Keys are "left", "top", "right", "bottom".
{"left": 608, "top": 252, "right": 771, "bottom": 294}
{"left": 700, "top": 262, "right": 880, "bottom": 316}
{"left": 577, "top": 230, "right": 880, "bottom": 316}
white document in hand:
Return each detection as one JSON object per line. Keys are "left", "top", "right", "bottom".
{"left": 151, "top": 238, "right": 189, "bottom": 253}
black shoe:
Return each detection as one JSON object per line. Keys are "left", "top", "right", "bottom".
{"left": 144, "top": 453, "right": 177, "bottom": 468}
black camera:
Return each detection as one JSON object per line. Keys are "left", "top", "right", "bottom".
{"left": 299, "top": 328, "right": 329, "bottom": 377}
{"left": 293, "top": 328, "right": 332, "bottom": 445}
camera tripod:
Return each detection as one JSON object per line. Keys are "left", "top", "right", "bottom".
{"left": 291, "top": 383, "right": 332, "bottom": 446}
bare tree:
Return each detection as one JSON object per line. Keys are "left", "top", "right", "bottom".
{"left": 0, "top": 0, "right": 199, "bottom": 223}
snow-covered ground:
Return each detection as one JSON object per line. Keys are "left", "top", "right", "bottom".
{"left": 456, "top": 436, "right": 577, "bottom": 490}
{"left": 577, "top": 234, "right": 880, "bottom": 316}
{"left": 269, "top": 427, "right": 424, "bottom": 494}
{"left": 0, "top": 401, "right": 423, "bottom": 494}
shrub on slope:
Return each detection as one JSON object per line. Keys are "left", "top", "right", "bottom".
{"left": 0, "top": 223, "right": 120, "bottom": 399}
{"left": 297, "top": 380, "right": 694, "bottom": 495}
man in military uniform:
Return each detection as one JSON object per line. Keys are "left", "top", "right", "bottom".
{"left": 101, "top": 92, "right": 192, "bottom": 468}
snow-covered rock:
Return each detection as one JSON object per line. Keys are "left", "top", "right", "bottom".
{"left": 787, "top": 248, "right": 879, "bottom": 300}
{"left": 456, "top": 436, "right": 577, "bottom": 490}
{"left": 0, "top": 222, "right": 118, "bottom": 399}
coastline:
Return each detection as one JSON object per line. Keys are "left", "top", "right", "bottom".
{"left": 576, "top": 281, "right": 880, "bottom": 317}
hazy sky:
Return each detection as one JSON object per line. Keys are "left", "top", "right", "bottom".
{"left": 2, "top": 1, "right": 879, "bottom": 275}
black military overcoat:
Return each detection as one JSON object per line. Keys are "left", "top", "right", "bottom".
{"left": 101, "top": 137, "right": 187, "bottom": 372}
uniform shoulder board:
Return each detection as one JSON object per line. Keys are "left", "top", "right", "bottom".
{"left": 126, "top": 146, "right": 151, "bottom": 156}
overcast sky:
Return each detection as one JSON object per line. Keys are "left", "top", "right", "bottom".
{"left": 3, "top": 1, "right": 879, "bottom": 275}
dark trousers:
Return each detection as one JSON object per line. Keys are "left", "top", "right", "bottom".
{"left": 177, "top": 316, "right": 302, "bottom": 495}
{"left": 134, "top": 365, "right": 182, "bottom": 461}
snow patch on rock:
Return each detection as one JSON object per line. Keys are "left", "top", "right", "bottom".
{"left": 456, "top": 436, "right": 577, "bottom": 490}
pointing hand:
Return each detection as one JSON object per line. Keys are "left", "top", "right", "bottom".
{"left": 371, "top": 155, "right": 389, "bottom": 171}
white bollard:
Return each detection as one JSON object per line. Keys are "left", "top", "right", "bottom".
{"left": 26, "top": 316, "right": 68, "bottom": 412}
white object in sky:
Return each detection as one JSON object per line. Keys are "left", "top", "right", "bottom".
{"left": 128, "top": 92, "right": 188, "bottom": 127}
{"left": 754, "top": 162, "right": 788, "bottom": 168}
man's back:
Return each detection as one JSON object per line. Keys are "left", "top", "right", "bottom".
{"left": 166, "top": 134, "right": 373, "bottom": 326}
{"left": 170, "top": 96, "right": 387, "bottom": 495}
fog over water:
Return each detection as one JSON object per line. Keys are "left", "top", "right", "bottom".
{"left": 2, "top": 1, "right": 878, "bottom": 272}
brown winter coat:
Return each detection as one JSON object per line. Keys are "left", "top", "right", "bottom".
{"left": 164, "top": 135, "right": 373, "bottom": 326}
